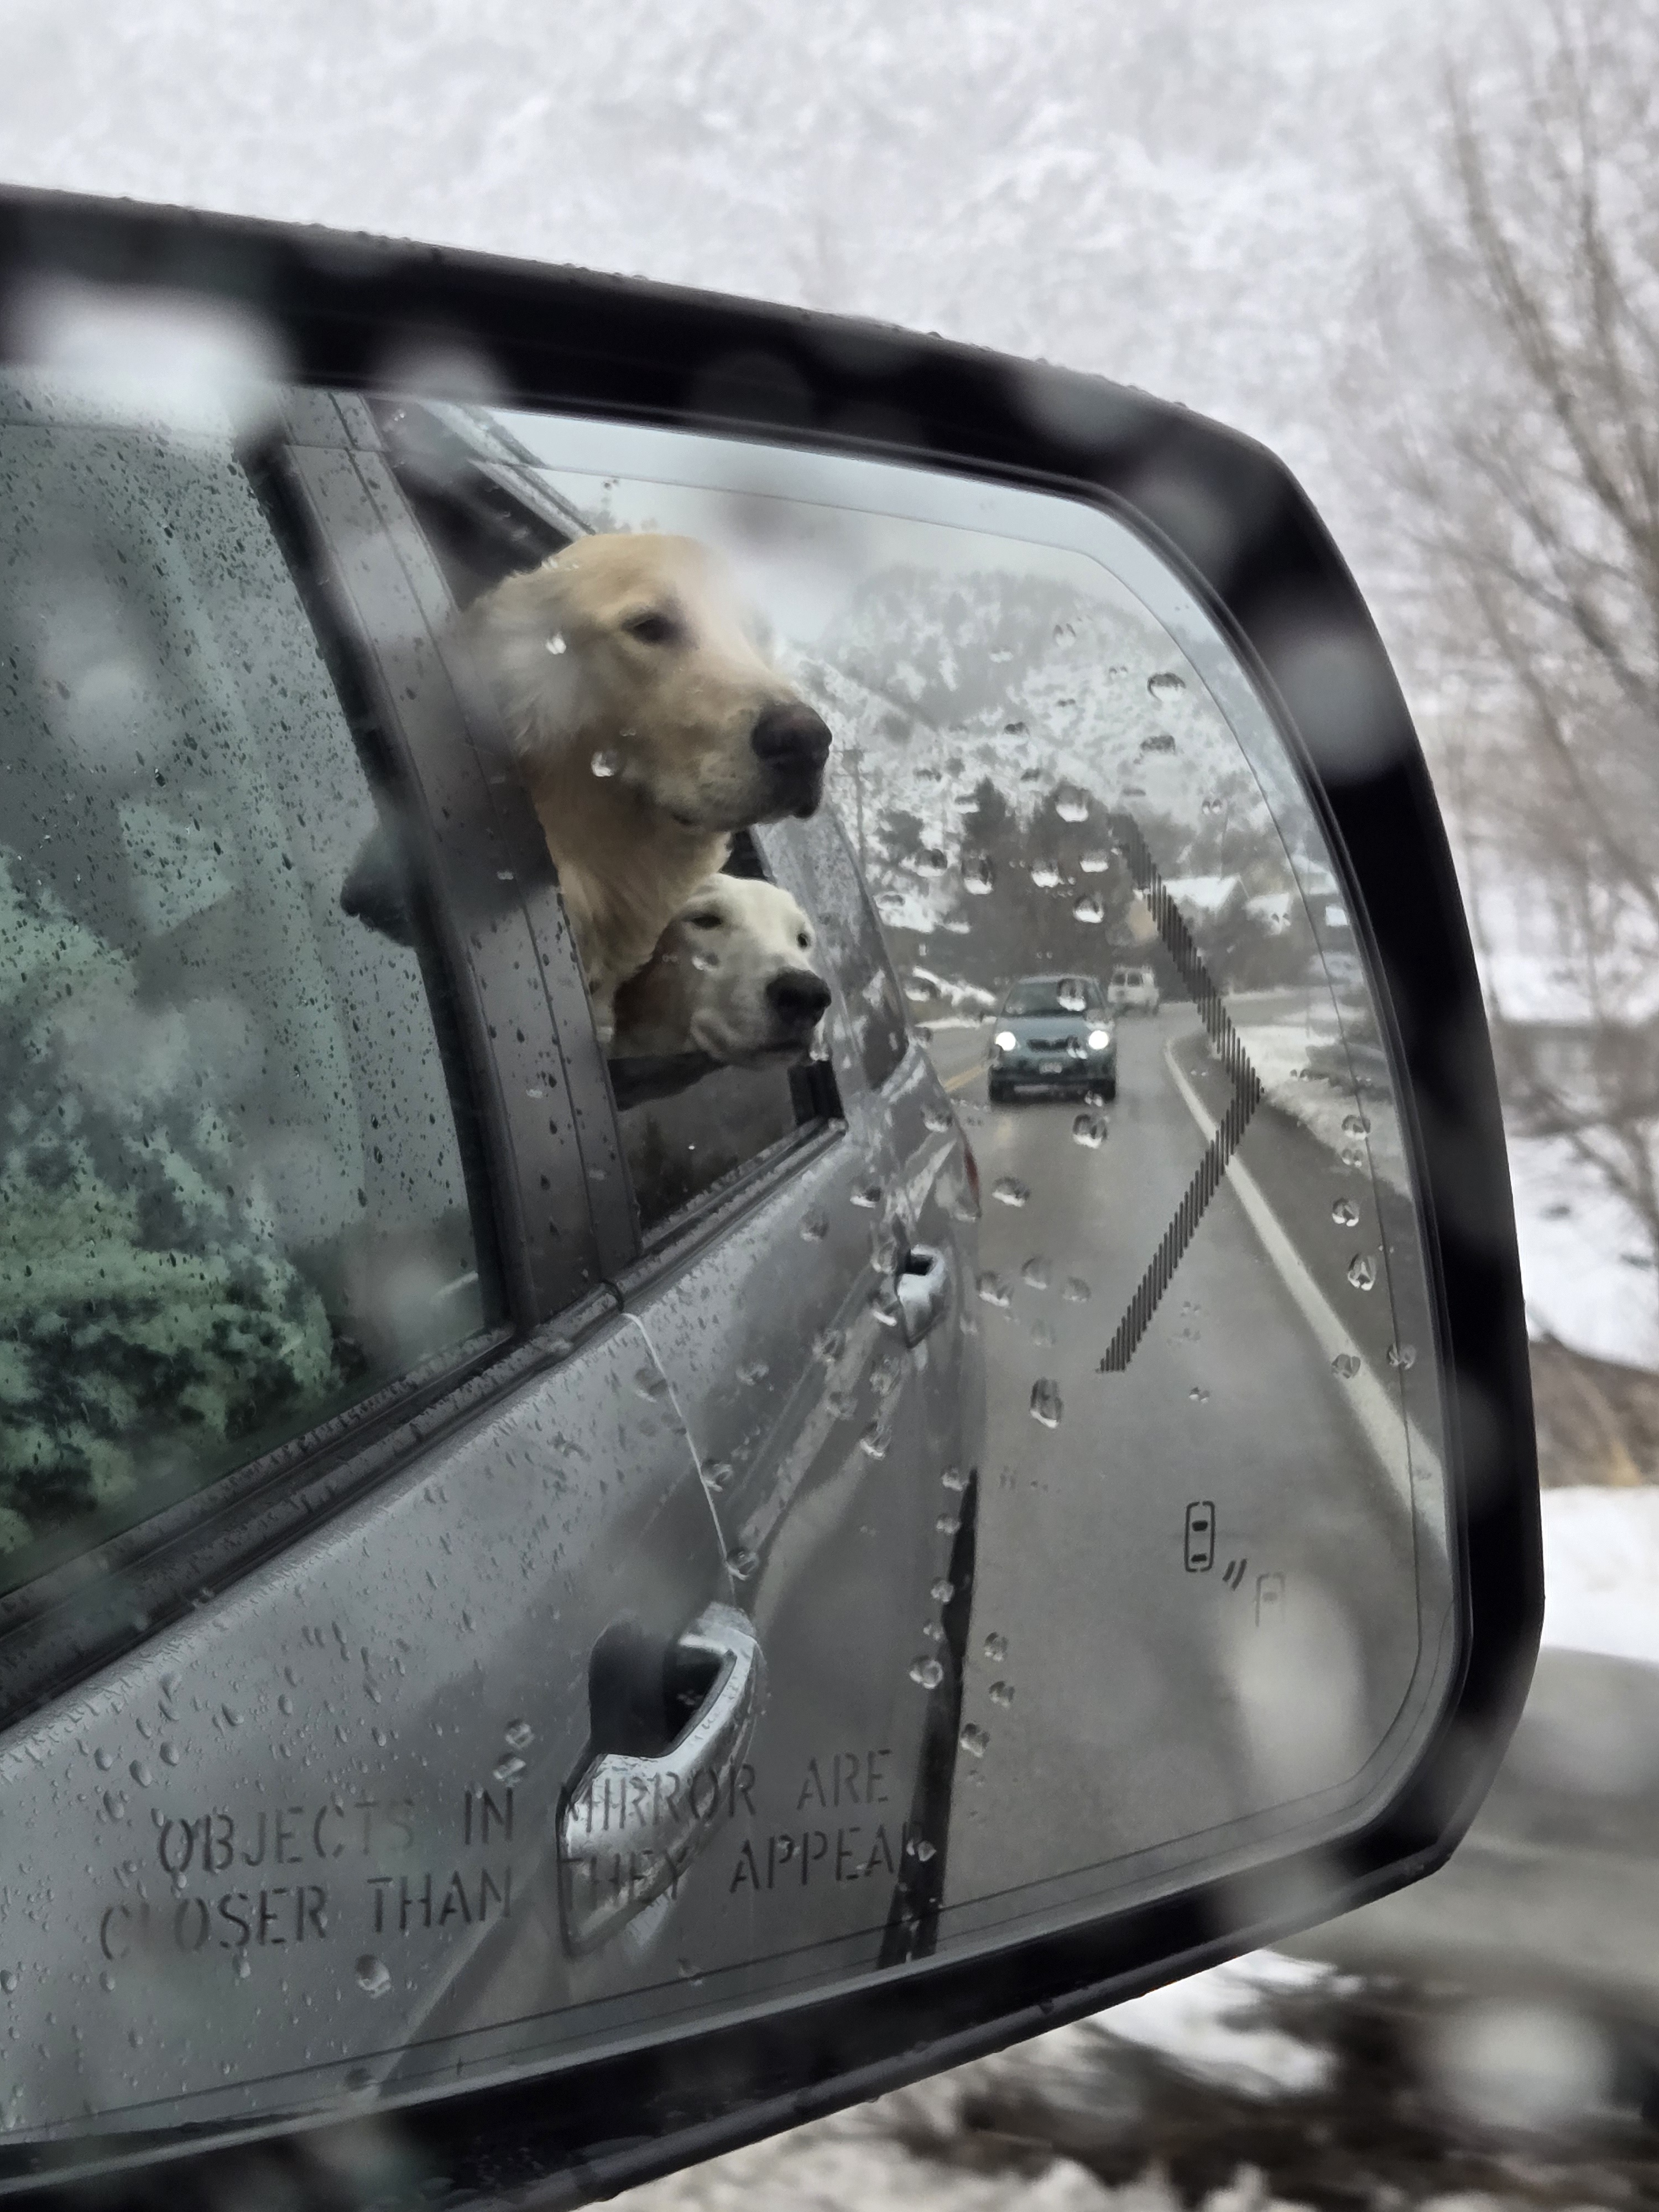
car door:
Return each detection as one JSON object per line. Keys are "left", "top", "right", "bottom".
{"left": 614, "top": 805, "right": 985, "bottom": 1988}
{"left": 0, "top": 373, "right": 748, "bottom": 2140}
{"left": 353, "top": 399, "right": 989, "bottom": 1984}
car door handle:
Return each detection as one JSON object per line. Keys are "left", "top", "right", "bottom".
{"left": 895, "top": 1244, "right": 952, "bottom": 1347}
{"left": 559, "top": 1603, "right": 763, "bottom": 1954}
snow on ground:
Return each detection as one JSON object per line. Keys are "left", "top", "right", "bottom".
{"left": 1506, "top": 1135, "right": 1659, "bottom": 1371}
{"left": 1540, "top": 1485, "right": 1659, "bottom": 1666}
{"left": 1084, "top": 1951, "right": 1333, "bottom": 2098}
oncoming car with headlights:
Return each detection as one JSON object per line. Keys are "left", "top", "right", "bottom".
{"left": 988, "top": 974, "right": 1117, "bottom": 1103}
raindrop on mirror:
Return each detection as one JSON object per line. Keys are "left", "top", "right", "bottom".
{"left": 992, "top": 1176, "right": 1030, "bottom": 1208}
{"left": 1331, "top": 1198, "right": 1360, "bottom": 1227}
{"left": 1029, "top": 1380, "right": 1063, "bottom": 1428}
{"left": 590, "top": 748, "right": 620, "bottom": 779}
{"left": 909, "top": 1656, "right": 945, "bottom": 1690}
{"left": 355, "top": 1955, "right": 393, "bottom": 1998}
{"left": 1347, "top": 1255, "right": 1378, "bottom": 1292}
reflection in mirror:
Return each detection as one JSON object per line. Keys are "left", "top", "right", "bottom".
{"left": 486, "top": 401, "right": 1453, "bottom": 1953}
{"left": 0, "top": 362, "right": 1454, "bottom": 2152}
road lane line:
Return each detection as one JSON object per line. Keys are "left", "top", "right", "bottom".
{"left": 943, "top": 1065, "right": 982, "bottom": 1093}
{"left": 1163, "top": 1038, "right": 1433, "bottom": 1511}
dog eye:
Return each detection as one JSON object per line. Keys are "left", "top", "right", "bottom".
{"left": 796, "top": 932, "right": 811, "bottom": 950}
{"left": 687, "top": 912, "right": 723, "bottom": 931}
{"left": 623, "top": 609, "right": 681, "bottom": 646}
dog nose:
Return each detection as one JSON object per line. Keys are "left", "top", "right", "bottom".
{"left": 768, "top": 969, "right": 833, "bottom": 1026}
{"left": 751, "top": 702, "right": 833, "bottom": 773}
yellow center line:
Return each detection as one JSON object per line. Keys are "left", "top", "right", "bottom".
{"left": 942, "top": 1063, "right": 982, "bottom": 1093}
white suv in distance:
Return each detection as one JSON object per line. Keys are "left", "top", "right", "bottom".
{"left": 1107, "top": 964, "right": 1161, "bottom": 1015}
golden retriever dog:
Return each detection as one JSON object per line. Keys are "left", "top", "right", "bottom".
{"left": 462, "top": 534, "right": 833, "bottom": 1044}
{"left": 611, "top": 874, "right": 832, "bottom": 1068}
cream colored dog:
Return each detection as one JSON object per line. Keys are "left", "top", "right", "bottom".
{"left": 611, "top": 875, "right": 832, "bottom": 1068}
{"left": 463, "top": 533, "right": 832, "bottom": 1044}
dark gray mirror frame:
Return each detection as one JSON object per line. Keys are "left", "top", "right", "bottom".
{"left": 0, "top": 184, "right": 1540, "bottom": 2211}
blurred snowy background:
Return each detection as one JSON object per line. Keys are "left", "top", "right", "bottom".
{"left": 8, "top": 1, "right": 1659, "bottom": 2202}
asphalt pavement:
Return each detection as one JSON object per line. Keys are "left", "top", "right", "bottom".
{"left": 919, "top": 1010, "right": 1442, "bottom": 1938}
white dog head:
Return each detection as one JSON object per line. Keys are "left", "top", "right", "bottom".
{"left": 465, "top": 533, "right": 833, "bottom": 833}
{"left": 611, "top": 874, "right": 832, "bottom": 1069}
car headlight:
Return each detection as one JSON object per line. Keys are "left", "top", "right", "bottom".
{"left": 994, "top": 1030, "right": 1017, "bottom": 1052}
{"left": 1088, "top": 1028, "right": 1112, "bottom": 1051}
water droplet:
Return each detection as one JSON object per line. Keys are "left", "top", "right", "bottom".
{"left": 704, "top": 1460, "right": 735, "bottom": 1494}
{"left": 1332, "top": 1352, "right": 1361, "bottom": 1379}
{"left": 959, "top": 1723, "right": 989, "bottom": 1757}
{"left": 103, "top": 1791, "right": 127, "bottom": 1822}
{"left": 1055, "top": 979, "right": 1086, "bottom": 1013}
{"left": 159, "top": 1742, "right": 180, "bottom": 1766}
{"left": 101, "top": 1971, "right": 116, "bottom": 1994}
{"left": 1056, "top": 787, "right": 1088, "bottom": 823}
{"left": 1348, "top": 1255, "right": 1378, "bottom": 1291}
{"left": 1030, "top": 859, "right": 1060, "bottom": 889}
{"left": 1388, "top": 1342, "right": 1417, "bottom": 1370}
{"left": 851, "top": 1182, "right": 882, "bottom": 1210}
{"left": 913, "top": 845, "right": 948, "bottom": 877}
{"left": 984, "top": 1631, "right": 1010, "bottom": 1664}
{"left": 545, "top": 632, "right": 567, "bottom": 655}
{"left": 813, "top": 1327, "right": 845, "bottom": 1364}
{"left": 504, "top": 1720, "right": 534, "bottom": 1751}
{"left": 922, "top": 1105, "right": 954, "bottom": 1137}
{"left": 936, "top": 1513, "right": 961, "bottom": 1536}
{"left": 1331, "top": 1198, "right": 1360, "bottom": 1227}
{"left": 988, "top": 1680, "right": 1016, "bottom": 1708}
{"left": 907, "top": 1837, "right": 937, "bottom": 1861}
{"left": 233, "top": 1952, "right": 251, "bottom": 1980}
{"left": 0, "top": 1970, "right": 17, "bottom": 1995}
{"left": 1079, "top": 849, "right": 1111, "bottom": 874}
{"left": 877, "top": 888, "right": 906, "bottom": 916}
{"left": 1021, "top": 1256, "right": 1050, "bottom": 1290}
{"left": 493, "top": 1754, "right": 527, "bottom": 1783}
{"left": 941, "top": 1465, "right": 968, "bottom": 1491}
{"left": 1072, "top": 1113, "right": 1107, "bottom": 1149}
{"left": 976, "top": 1271, "right": 1011, "bottom": 1309}
{"left": 1053, "top": 620, "right": 1077, "bottom": 644}
{"left": 992, "top": 1176, "right": 1030, "bottom": 1208}
{"left": 859, "top": 1420, "right": 890, "bottom": 1460}
{"left": 930, "top": 1579, "right": 955, "bottom": 1604}
{"left": 1030, "top": 1380, "right": 1063, "bottom": 1428}
{"left": 1073, "top": 893, "right": 1104, "bottom": 924}
{"left": 737, "top": 1360, "right": 769, "bottom": 1387}
{"left": 909, "top": 1656, "right": 945, "bottom": 1690}
{"left": 356, "top": 1955, "right": 393, "bottom": 1998}
{"left": 921, "top": 1619, "right": 945, "bottom": 1643}
{"left": 277, "top": 1693, "right": 294, "bottom": 1718}
{"left": 1031, "top": 1316, "right": 1056, "bottom": 1347}
{"left": 1189, "top": 1386, "right": 1210, "bottom": 1403}
{"left": 221, "top": 1705, "right": 243, "bottom": 1729}
{"left": 800, "top": 1208, "right": 828, "bottom": 1241}
{"left": 1342, "top": 1113, "right": 1371, "bottom": 1135}
{"left": 93, "top": 1749, "right": 113, "bottom": 1772}
{"left": 590, "top": 748, "right": 620, "bottom": 778}
{"left": 725, "top": 1546, "right": 759, "bottom": 1582}
{"left": 1202, "top": 795, "right": 1224, "bottom": 816}
{"left": 1148, "top": 671, "right": 1186, "bottom": 702}
{"left": 963, "top": 850, "right": 994, "bottom": 895}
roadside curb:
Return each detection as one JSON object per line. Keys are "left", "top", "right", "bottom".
{"left": 1163, "top": 1037, "right": 1431, "bottom": 1510}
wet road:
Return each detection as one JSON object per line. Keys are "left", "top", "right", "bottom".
{"left": 919, "top": 1011, "right": 1443, "bottom": 1937}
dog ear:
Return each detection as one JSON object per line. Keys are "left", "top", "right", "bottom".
{"left": 458, "top": 561, "right": 589, "bottom": 758}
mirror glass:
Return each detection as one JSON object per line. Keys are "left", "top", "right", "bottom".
{"left": 0, "top": 352, "right": 1453, "bottom": 2149}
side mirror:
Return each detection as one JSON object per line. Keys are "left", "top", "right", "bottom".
{"left": 0, "top": 185, "right": 1539, "bottom": 2209}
